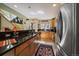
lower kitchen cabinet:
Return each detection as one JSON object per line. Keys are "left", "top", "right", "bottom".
{"left": 3, "top": 49, "right": 15, "bottom": 56}
{"left": 29, "top": 43, "right": 38, "bottom": 55}
{"left": 18, "top": 43, "right": 38, "bottom": 56}
{"left": 18, "top": 46, "right": 30, "bottom": 56}
{"left": 15, "top": 37, "right": 38, "bottom": 56}
{"left": 2, "top": 34, "right": 39, "bottom": 56}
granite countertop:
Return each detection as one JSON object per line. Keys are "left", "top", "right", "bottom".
{"left": 0, "top": 33, "right": 37, "bottom": 56}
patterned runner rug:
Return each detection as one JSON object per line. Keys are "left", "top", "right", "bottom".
{"left": 35, "top": 44, "right": 55, "bottom": 56}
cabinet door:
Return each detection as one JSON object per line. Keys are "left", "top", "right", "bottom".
{"left": 18, "top": 43, "right": 38, "bottom": 56}
{"left": 15, "top": 35, "right": 38, "bottom": 56}
{"left": 15, "top": 38, "right": 33, "bottom": 55}
{"left": 18, "top": 46, "right": 30, "bottom": 56}
{"left": 30, "top": 43, "right": 38, "bottom": 56}
{"left": 15, "top": 41, "right": 29, "bottom": 55}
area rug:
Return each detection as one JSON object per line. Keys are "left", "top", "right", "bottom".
{"left": 35, "top": 44, "right": 55, "bottom": 56}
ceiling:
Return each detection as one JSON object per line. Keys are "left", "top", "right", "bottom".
{"left": 4, "top": 3, "right": 63, "bottom": 20}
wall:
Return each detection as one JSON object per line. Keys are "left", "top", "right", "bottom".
{"left": 0, "top": 4, "right": 28, "bottom": 31}
{"left": 1, "top": 15, "right": 13, "bottom": 32}
{"left": 0, "top": 4, "right": 27, "bottom": 20}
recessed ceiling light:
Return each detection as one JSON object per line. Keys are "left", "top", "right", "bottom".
{"left": 52, "top": 4, "right": 57, "bottom": 7}
{"left": 14, "top": 5, "right": 18, "bottom": 8}
{"left": 37, "top": 10, "right": 44, "bottom": 14}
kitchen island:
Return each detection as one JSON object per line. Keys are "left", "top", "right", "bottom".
{"left": 0, "top": 31, "right": 39, "bottom": 56}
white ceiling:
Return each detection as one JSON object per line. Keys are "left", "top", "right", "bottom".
{"left": 4, "top": 3, "right": 62, "bottom": 20}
